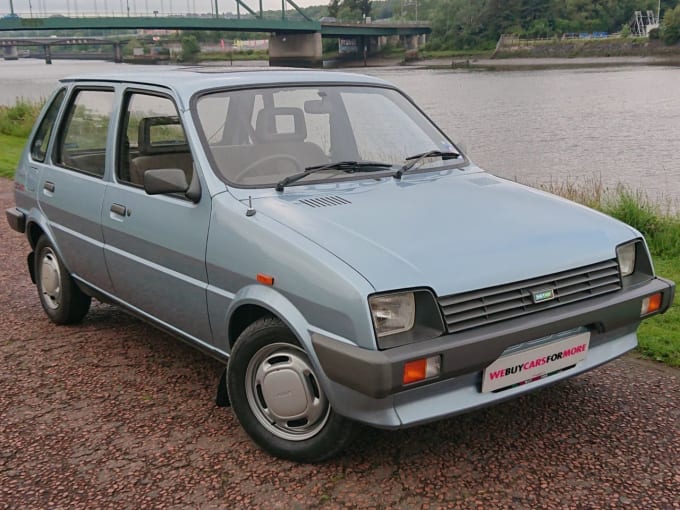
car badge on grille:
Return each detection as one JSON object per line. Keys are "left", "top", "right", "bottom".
{"left": 532, "top": 288, "right": 555, "bottom": 303}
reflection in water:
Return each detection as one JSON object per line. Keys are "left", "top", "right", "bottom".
{"left": 1, "top": 59, "right": 679, "bottom": 205}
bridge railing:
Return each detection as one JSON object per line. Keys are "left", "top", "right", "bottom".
{"left": 6, "top": 1, "right": 312, "bottom": 21}
{"left": 6, "top": 11, "right": 283, "bottom": 18}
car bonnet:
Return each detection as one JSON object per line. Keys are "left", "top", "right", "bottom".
{"left": 251, "top": 171, "right": 638, "bottom": 295}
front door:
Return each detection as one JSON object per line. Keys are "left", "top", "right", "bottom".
{"left": 100, "top": 90, "right": 212, "bottom": 343}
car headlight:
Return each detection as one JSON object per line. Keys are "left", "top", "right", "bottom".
{"left": 369, "top": 290, "right": 446, "bottom": 349}
{"left": 617, "top": 242, "right": 637, "bottom": 277}
{"left": 369, "top": 292, "right": 416, "bottom": 338}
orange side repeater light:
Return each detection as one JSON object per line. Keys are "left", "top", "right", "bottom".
{"left": 256, "top": 273, "right": 275, "bottom": 286}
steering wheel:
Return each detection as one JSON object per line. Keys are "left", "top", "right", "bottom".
{"left": 234, "top": 154, "right": 303, "bottom": 182}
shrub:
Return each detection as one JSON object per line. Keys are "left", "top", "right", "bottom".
{"left": 180, "top": 35, "right": 201, "bottom": 62}
{"left": 0, "top": 99, "right": 43, "bottom": 138}
{"left": 661, "top": 4, "right": 680, "bottom": 45}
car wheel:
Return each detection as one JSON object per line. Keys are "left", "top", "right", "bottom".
{"left": 35, "top": 236, "right": 91, "bottom": 324}
{"left": 227, "top": 316, "right": 357, "bottom": 463}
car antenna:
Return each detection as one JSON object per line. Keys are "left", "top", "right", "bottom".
{"left": 246, "top": 196, "right": 256, "bottom": 217}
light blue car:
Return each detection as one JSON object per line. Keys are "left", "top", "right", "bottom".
{"left": 5, "top": 69, "right": 675, "bottom": 462}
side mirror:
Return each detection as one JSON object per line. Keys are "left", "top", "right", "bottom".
{"left": 143, "top": 168, "right": 189, "bottom": 196}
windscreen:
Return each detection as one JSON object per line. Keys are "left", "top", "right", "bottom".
{"left": 194, "top": 85, "right": 458, "bottom": 187}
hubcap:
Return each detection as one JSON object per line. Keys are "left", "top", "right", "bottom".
{"left": 245, "top": 342, "right": 330, "bottom": 441}
{"left": 40, "top": 248, "right": 61, "bottom": 310}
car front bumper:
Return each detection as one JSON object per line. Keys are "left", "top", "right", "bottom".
{"left": 311, "top": 277, "right": 674, "bottom": 427}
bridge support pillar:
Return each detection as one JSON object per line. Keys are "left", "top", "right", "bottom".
{"left": 401, "top": 35, "right": 421, "bottom": 50}
{"left": 2, "top": 45, "right": 18, "bottom": 60}
{"left": 113, "top": 43, "right": 123, "bottom": 64}
{"left": 43, "top": 45, "right": 52, "bottom": 65}
{"left": 269, "top": 32, "right": 322, "bottom": 68}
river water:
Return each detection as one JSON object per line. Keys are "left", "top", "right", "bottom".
{"left": 1, "top": 59, "right": 679, "bottom": 205}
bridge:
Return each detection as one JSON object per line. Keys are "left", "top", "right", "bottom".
{"left": 0, "top": 35, "right": 125, "bottom": 63}
{"left": 0, "top": 4, "right": 430, "bottom": 67}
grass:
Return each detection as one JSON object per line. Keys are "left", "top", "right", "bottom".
{"left": 0, "top": 99, "right": 43, "bottom": 138}
{"left": 0, "top": 99, "right": 39, "bottom": 177}
{"left": 0, "top": 134, "right": 25, "bottom": 178}
{"left": 637, "top": 257, "right": 680, "bottom": 366}
{"left": 420, "top": 49, "right": 493, "bottom": 59}
{"left": 0, "top": 101, "right": 677, "bottom": 367}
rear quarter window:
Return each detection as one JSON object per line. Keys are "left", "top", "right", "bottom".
{"left": 30, "top": 88, "right": 66, "bottom": 163}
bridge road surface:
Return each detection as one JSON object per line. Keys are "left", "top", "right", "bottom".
{"left": 0, "top": 178, "right": 678, "bottom": 509}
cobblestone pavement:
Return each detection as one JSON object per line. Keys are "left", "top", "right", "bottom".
{"left": 1, "top": 179, "right": 679, "bottom": 509}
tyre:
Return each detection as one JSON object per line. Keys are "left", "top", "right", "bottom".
{"left": 35, "top": 236, "right": 91, "bottom": 325}
{"left": 227, "top": 317, "right": 357, "bottom": 463}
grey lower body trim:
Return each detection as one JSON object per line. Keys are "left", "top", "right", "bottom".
{"left": 324, "top": 328, "right": 637, "bottom": 429}
{"left": 312, "top": 277, "right": 674, "bottom": 399}
{"left": 6, "top": 207, "right": 26, "bottom": 234}
{"left": 74, "top": 276, "right": 229, "bottom": 363}
{"left": 392, "top": 329, "right": 637, "bottom": 429}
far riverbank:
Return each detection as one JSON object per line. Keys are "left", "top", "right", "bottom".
{"left": 405, "top": 54, "right": 680, "bottom": 71}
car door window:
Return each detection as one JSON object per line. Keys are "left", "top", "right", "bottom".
{"left": 118, "top": 92, "right": 194, "bottom": 188}
{"left": 30, "top": 88, "right": 66, "bottom": 163}
{"left": 56, "top": 89, "right": 114, "bottom": 177}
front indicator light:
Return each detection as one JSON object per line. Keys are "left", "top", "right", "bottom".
{"left": 403, "top": 355, "right": 441, "bottom": 385}
{"left": 641, "top": 293, "right": 662, "bottom": 316}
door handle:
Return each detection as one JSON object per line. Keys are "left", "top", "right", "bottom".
{"left": 43, "top": 181, "right": 55, "bottom": 192}
{"left": 110, "top": 203, "right": 128, "bottom": 216}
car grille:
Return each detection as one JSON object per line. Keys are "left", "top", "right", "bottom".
{"left": 438, "top": 259, "right": 622, "bottom": 334}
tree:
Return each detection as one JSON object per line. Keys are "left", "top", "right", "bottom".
{"left": 328, "top": 0, "right": 340, "bottom": 17}
{"left": 124, "top": 38, "right": 145, "bottom": 57}
{"left": 661, "top": 4, "right": 680, "bottom": 44}
{"left": 334, "top": 0, "right": 372, "bottom": 21}
{"left": 180, "top": 35, "right": 201, "bottom": 62}
{"left": 360, "top": 0, "right": 372, "bottom": 18}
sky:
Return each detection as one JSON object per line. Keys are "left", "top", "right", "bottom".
{"left": 4, "top": 0, "right": 324, "bottom": 17}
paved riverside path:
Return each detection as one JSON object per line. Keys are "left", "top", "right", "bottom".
{"left": 1, "top": 178, "right": 678, "bottom": 509}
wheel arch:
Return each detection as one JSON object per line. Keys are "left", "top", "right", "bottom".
{"left": 225, "top": 285, "right": 314, "bottom": 355}
{"left": 25, "top": 215, "right": 80, "bottom": 289}
{"left": 228, "top": 303, "right": 274, "bottom": 350}
{"left": 26, "top": 220, "right": 45, "bottom": 249}
{"left": 25, "top": 210, "right": 58, "bottom": 252}
{"left": 25, "top": 215, "right": 57, "bottom": 283}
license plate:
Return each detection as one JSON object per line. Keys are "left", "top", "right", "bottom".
{"left": 482, "top": 332, "right": 590, "bottom": 393}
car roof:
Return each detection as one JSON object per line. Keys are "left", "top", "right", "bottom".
{"left": 59, "top": 67, "right": 394, "bottom": 103}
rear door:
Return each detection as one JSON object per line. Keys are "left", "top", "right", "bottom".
{"left": 37, "top": 86, "right": 115, "bottom": 292}
{"left": 101, "top": 88, "right": 212, "bottom": 343}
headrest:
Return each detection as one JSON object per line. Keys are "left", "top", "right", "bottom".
{"left": 138, "top": 116, "right": 188, "bottom": 154}
{"left": 255, "top": 107, "right": 307, "bottom": 143}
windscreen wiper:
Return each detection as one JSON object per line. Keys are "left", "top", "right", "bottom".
{"left": 393, "top": 150, "right": 460, "bottom": 180}
{"left": 275, "top": 161, "right": 393, "bottom": 191}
